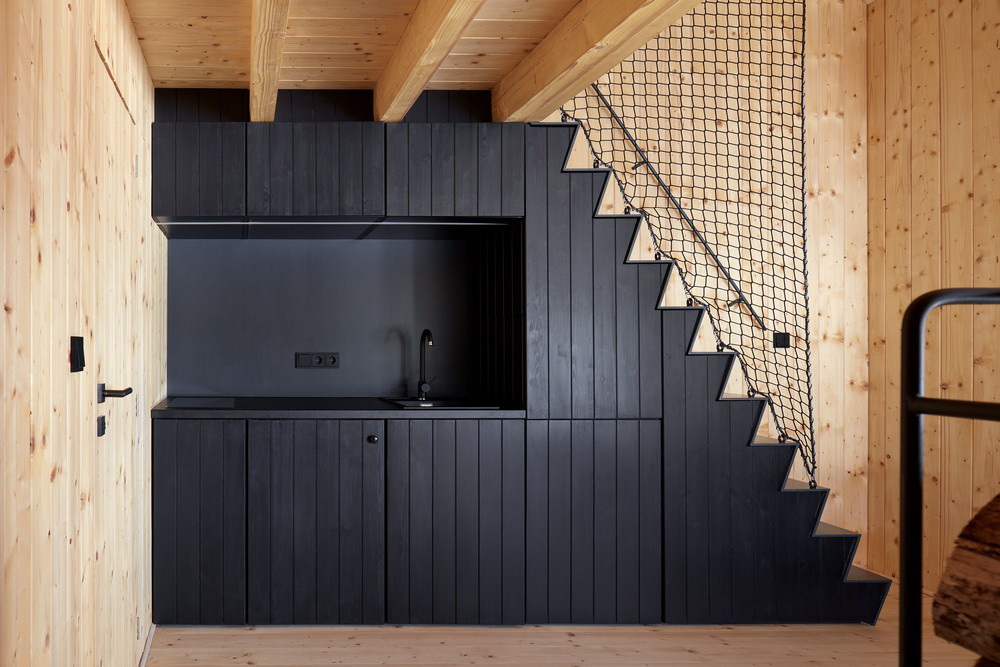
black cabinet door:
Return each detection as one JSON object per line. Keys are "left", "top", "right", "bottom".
{"left": 385, "top": 419, "right": 526, "bottom": 624}
{"left": 151, "top": 122, "right": 247, "bottom": 219}
{"left": 152, "top": 419, "right": 247, "bottom": 625}
{"left": 247, "top": 419, "right": 385, "bottom": 624}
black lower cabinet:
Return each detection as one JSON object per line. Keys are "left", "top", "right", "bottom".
{"left": 385, "top": 419, "right": 526, "bottom": 624}
{"left": 247, "top": 419, "right": 385, "bottom": 624}
{"left": 525, "top": 419, "right": 663, "bottom": 624}
{"left": 152, "top": 419, "right": 247, "bottom": 625}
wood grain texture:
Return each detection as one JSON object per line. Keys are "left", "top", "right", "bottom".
{"left": 492, "top": 0, "right": 702, "bottom": 121}
{"left": 1, "top": 0, "right": 165, "bottom": 663}
{"left": 250, "top": 0, "right": 292, "bottom": 120}
{"left": 374, "top": 0, "right": 487, "bottom": 121}
{"left": 866, "top": 0, "right": 1000, "bottom": 590}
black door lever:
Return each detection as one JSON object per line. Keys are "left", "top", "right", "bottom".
{"left": 97, "top": 383, "right": 133, "bottom": 404}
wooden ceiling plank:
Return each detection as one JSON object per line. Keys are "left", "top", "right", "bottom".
{"left": 373, "top": 0, "right": 488, "bottom": 121}
{"left": 250, "top": 0, "right": 293, "bottom": 120}
{"left": 491, "top": 0, "right": 702, "bottom": 121}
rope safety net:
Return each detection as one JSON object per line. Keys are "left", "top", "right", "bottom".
{"left": 561, "top": 0, "right": 817, "bottom": 484}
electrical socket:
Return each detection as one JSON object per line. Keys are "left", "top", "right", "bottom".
{"left": 295, "top": 352, "right": 340, "bottom": 368}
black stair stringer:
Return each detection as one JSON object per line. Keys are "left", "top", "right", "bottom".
{"left": 641, "top": 215, "right": 890, "bottom": 625}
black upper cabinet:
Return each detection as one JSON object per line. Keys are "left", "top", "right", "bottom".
{"left": 246, "top": 122, "right": 386, "bottom": 218}
{"left": 152, "top": 122, "right": 247, "bottom": 220}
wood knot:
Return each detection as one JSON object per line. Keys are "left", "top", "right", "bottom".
{"left": 3, "top": 147, "right": 15, "bottom": 167}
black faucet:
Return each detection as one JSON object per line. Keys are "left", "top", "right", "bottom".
{"left": 418, "top": 329, "right": 434, "bottom": 400}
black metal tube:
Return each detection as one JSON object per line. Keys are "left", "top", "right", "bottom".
{"left": 589, "top": 83, "right": 768, "bottom": 332}
{"left": 899, "top": 288, "right": 1000, "bottom": 666}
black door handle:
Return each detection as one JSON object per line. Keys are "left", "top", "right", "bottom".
{"left": 367, "top": 435, "right": 380, "bottom": 444}
{"left": 98, "top": 383, "right": 133, "bottom": 403}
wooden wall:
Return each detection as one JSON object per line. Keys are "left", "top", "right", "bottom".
{"left": 866, "top": 0, "right": 1000, "bottom": 589}
{"left": 1, "top": 0, "right": 166, "bottom": 664}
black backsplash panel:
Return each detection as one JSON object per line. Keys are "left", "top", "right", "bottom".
{"left": 168, "top": 235, "right": 518, "bottom": 399}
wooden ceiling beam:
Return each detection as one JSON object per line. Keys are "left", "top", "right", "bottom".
{"left": 491, "top": 0, "right": 702, "bottom": 122}
{"left": 374, "top": 0, "right": 487, "bottom": 121}
{"left": 250, "top": 0, "right": 292, "bottom": 121}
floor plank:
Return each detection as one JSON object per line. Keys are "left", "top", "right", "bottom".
{"left": 146, "top": 586, "right": 975, "bottom": 665}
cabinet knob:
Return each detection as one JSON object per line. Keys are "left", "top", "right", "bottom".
{"left": 367, "top": 435, "right": 380, "bottom": 444}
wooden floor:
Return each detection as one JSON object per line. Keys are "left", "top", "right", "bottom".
{"left": 145, "top": 587, "right": 976, "bottom": 665}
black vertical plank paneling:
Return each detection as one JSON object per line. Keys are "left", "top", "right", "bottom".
{"left": 708, "top": 402, "right": 734, "bottom": 623}
{"left": 222, "top": 420, "right": 246, "bottom": 624}
{"left": 431, "top": 124, "right": 456, "bottom": 216}
{"left": 338, "top": 420, "right": 364, "bottom": 623}
{"left": 154, "top": 89, "right": 177, "bottom": 121}
{"left": 289, "top": 90, "right": 315, "bottom": 120}
{"left": 292, "top": 123, "right": 317, "bottom": 216}
{"left": 570, "top": 174, "right": 595, "bottom": 419}
{"left": 753, "top": 443, "right": 778, "bottom": 623}
{"left": 593, "top": 219, "right": 618, "bottom": 419}
{"left": 478, "top": 420, "right": 504, "bottom": 624}
{"left": 448, "top": 90, "right": 472, "bottom": 122}
{"left": 426, "top": 90, "right": 450, "bottom": 121}
{"left": 316, "top": 421, "right": 341, "bottom": 623}
{"left": 269, "top": 421, "right": 294, "bottom": 624}
{"left": 273, "top": 91, "right": 293, "bottom": 120}
{"left": 385, "top": 123, "right": 408, "bottom": 216}
{"left": 268, "top": 124, "right": 294, "bottom": 216}
{"left": 198, "top": 420, "right": 225, "bottom": 624}
{"left": 152, "top": 420, "right": 178, "bottom": 623}
{"left": 175, "top": 420, "right": 201, "bottom": 623}
{"left": 197, "top": 123, "right": 222, "bottom": 216}
{"left": 408, "top": 419, "right": 434, "bottom": 623}
{"left": 616, "top": 420, "right": 640, "bottom": 624}
{"left": 455, "top": 419, "right": 480, "bottom": 623}
{"left": 524, "top": 126, "right": 548, "bottom": 419}
{"left": 174, "top": 123, "right": 200, "bottom": 217}
{"left": 501, "top": 123, "right": 525, "bottom": 217}
{"left": 361, "top": 419, "right": 385, "bottom": 624}
{"left": 478, "top": 124, "right": 502, "bottom": 216}
{"left": 362, "top": 123, "right": 386, "bottom": 215}
{"left": 221, "top": 123, "right": 246, "bottom": 216}
{"left": 386, "top": 420, "right": 410, "bottom": 623}
{"left": 293, "top": 420, "right": 318, "bottom": 623}
{"left": 219, "top": 90, "right": 246, "bottom": 121}
{"left": 246, "top": 123, "right": 270, "bottom": 216}
{"left": 570, "top": 420, "right": 595, "bottom": 623}
{"left": 454, "top": 123, "right": 479, "bottom": 217}
{"left": 729, "top": 401, "right": 755, "bottom": 622}
{"left": 339, "top": 123, "right": 363, "bottom": 215}
{"left": 197, "top": 89, "right": 222, "bottom": 120}
{"left": 315, "top": 123, "right": 340, "bottom": 216}
{"left": 501, "top": 420, "right": 526, "bottom": 624}
{"left": 175, "top": 90, "right": 200, "bottom": 121}
{"left": 151, "top": 123, "right": 176, "bottom": 218}
{"left": 638, "top": 419, "right": 662, "bottom": 624}
{"left": 547, "top": 133, "right": 572, "bottom": 419}
{"left": 615, "top": 220, "right": 640, "bottom": 418}
{"left": 407, "top": 123, "right": 433, "bottom": 216}
{"left": 470, "top": 92, "right": 491, "bottom": 121}
{"left": 593, "top": 420, "right": 617, "bottom": 623}
{"left": 524, "top": 420, "right": 548, "bottom": 622}
{"left": 547, "top": 420, "right": 572, "bottom": 622}
{"left": 638, "top": 265, "right": 664, "bottom": 419}
{"left": 404, "top": 93, "right": 428, "bottom": 122}
{"left": 684, "top": 355, "right": 710, "bottom": 623}
{"left": 432, "top": 420, "right": 457, "bottom": 623}
{"left": 247, "top": 421, "right": 271, "bottom": 623}
{"left": 662, "top": 311, "right": 688, "bottom": 623}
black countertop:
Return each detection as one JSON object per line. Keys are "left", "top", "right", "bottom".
{"left": 152, "top": 396, "right": 527, "bottom": 420}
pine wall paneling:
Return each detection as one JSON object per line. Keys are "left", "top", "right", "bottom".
{"left": 0, "top": 0, "right": 165, "bottom": 664}
{"left": 866, "top": 0, "right": 1000, "bottom": 589}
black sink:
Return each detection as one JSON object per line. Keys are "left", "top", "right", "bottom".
{"left": 381, "top": 398, "right": 500, "bottom": 410}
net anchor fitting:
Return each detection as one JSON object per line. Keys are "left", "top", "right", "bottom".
{"left": 727, "top": 298, "right": 742, "bottom": 308}
{"left": 686, "top": 298, "right": 693, "bottom": 307}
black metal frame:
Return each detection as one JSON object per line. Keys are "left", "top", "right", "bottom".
{"left": 899, "top": 288, "right": 1000, "bottom": 665}
{"left": 587, "top": 83, "right": 767, "bottom": 331}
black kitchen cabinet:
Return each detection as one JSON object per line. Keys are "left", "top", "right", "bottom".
{"left": 246, "top": 122, "right": 386, "bottom": 217}
{"left": 247, "top": 419, "right": 385, "bottom": 624}
{"left": 385, "top": 419, "right": 526, "bottom": 624}
{"left": 151, "top": 122, "right": 247, "bottom": 220}
{"left": 152, "top": 419, "right": 247, "bottom": 625}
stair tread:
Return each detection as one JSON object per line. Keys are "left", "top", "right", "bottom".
{"left": 844, "top": 565, "right": 892, "bottom": 583}
{"left": 814, "top": 521, "right": 860, "bottom": 537}
{"left": 720, "top": 392, "right": 766, "bottom": 401}
{"left": 782, "top": 478, "right": 829, "bottom": 493}
{"left": 751, "top": 436, "right": 788, "bottom": 446}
